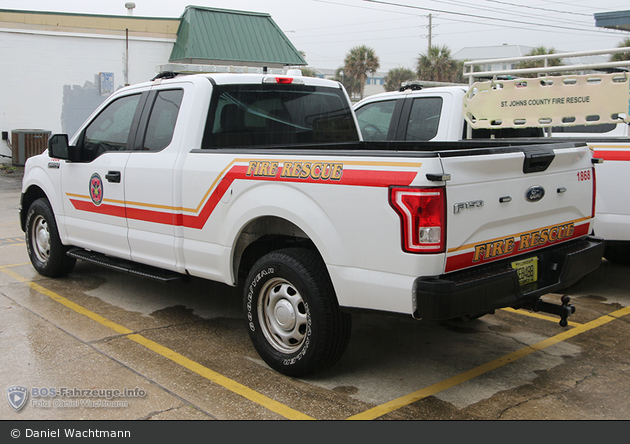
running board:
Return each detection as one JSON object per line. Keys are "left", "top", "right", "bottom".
{"left": 67, "top": 248, "right": 187, "bottom": 283}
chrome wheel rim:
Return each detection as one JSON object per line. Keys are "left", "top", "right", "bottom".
{"left": 258, "top": 277, "right": 309, "bottom": 354}
{"left": 31, "top": 214, "right": 51, "bottom": 263}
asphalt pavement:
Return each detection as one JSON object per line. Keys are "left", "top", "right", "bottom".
{"left": 1, "top": 163, "right": 629, "bottom": 425}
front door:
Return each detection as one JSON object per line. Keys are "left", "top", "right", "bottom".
{"left": 60, "top": 92, "right": 145, "bottom": 260}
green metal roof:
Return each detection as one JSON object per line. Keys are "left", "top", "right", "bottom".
{"left": 170, "top": 6, "right": 306, "bottom": 66}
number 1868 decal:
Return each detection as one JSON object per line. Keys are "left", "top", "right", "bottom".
{"left": 577, "top": 170, "right": 591, "bottom": 181}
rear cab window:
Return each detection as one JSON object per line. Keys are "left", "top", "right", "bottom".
{"left": 202, "top": 83, "right": 359, "bottom": 148}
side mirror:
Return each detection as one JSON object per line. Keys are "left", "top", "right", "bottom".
{"left": 48, "top": 134, "right": 70, "bottom": 160}
{"left": 48, "top": 134, "right": 81, "bottom": 161}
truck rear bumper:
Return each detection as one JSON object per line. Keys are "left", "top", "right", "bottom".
{"left": 413, "top": 235, "right": 604, "bottom": 320}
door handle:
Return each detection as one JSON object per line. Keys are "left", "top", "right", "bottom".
{"left": 106, "top": 171, "right": 121, "bottom": 183}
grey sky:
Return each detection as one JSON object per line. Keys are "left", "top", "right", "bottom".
{"left": 1, "top": 0, "right": 629, "bottom": 72}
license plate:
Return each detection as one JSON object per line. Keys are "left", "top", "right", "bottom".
{"left": 511, "top": 257, "right": 538, "bottom": 286}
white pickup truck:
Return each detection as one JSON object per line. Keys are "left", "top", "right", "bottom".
{"left": 354, "top": 47, "right": 630, "bottom": 265}
{"left": 20, "top": 70, "right": 603, "bottom": 376}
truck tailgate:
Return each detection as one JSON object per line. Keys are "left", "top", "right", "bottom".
{"left": 440, "top": 143, "right": 594, "bottom": 274}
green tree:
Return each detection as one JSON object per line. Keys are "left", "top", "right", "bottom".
{"left": 298, "top": 51, "right": 318, "bottom": 77}
{"left": 515, "top": 46, "right": 563, "bottom": 77}
{"left": 611, "top": 38, "right": 630, "bottom": 61}
{"left": 385, "top": 67, "right": 417, "bottom": 91}
{"left": 416, "top": 45, "right": 462, "bottom": 83}
{"left": 300, "top": 67, "right": 318, "bottom": 77}
{"left": 335, "top": 67, "right": 361, "bottom": 99}
{"left": 343, "top": 46, "right": 380, "bottom": 99}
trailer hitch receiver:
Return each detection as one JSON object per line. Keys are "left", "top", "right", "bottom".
{"left": 533, "top": 295, "right": 575, "bottom": 327}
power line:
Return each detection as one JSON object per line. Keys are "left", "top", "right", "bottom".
{"left": 297, "top": 15, "right": 414, "bottom": 33}
{"left": 292, "top": 23, "right": 419, "bottom": 38}
{"left": 429, "top": 0, "right": 596, "bottom": 28}
{"left": 480, "top": 0, "right": 592, "bottom": 17}
{"left": 362, "top": 0, "right": 614, "bottom": 35}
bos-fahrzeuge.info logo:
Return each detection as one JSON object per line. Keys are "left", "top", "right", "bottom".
{"left": 6, "top": 386, "right": 28, "bottom": 411}
{"left": 6, "top": 386, "right": 147, "bottom": 411}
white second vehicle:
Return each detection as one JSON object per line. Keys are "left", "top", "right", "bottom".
{"left": 354, "top": 47, "right": 630, "bottom": 264}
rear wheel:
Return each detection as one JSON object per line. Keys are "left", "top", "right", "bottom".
{"left": 25, "top": 198, "right": 76, "bottom": 277}
{"left": 244, "top": 248, "right": 351, "bottom": 377}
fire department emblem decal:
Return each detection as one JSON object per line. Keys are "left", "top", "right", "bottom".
{"left": 90, "top": 173, "right": 103, "bottom": 206}
{"left": 6, "top": 385, "right": 28, "bottom": 411}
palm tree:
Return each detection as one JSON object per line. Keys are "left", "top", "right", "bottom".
{"left": 416, "top": 45, "right": 461, "bottom": 83}
{"left": 343, "top": 46, "right": 380, "bottom": 99}
{"left": 385, "top": 67, "right": 417, "bottom": 91}
{"left": 334, "top": 67, "right": 361, "bottom": 98}
{"left": 611, "top": 38, "right": 630, "bottom": 61}
{"left": 515, "top": 46, "right": 562, "bottom": 77}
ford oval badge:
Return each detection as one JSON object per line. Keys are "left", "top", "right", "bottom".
{"left": 525, "top": 186, "right": 545, "bottom": 203}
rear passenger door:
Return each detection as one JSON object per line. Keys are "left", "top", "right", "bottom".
{"left": 396, "top": 96, "right": 444, "bottom": 141}
{"left": 124, "top": 86, "right": 186, "bottom": 271}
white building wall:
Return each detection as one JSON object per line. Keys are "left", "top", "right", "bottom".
{"left": 0, "top": 29, "right": 174, "bottom": 161}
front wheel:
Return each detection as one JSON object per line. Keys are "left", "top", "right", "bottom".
{"left": 25, "top": 198, "right": 76, "bottom": 277}
{"left": 243, "top": 248, "right": 351, "bottom": 377}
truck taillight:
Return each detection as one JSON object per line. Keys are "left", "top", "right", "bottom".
{"left": 275, "top": 77, "right": 293, "bottom": 84}
{"left": 389, "top": 186, "right": 446, "bottom": 253}
{"left": 263, "top": 76, "right": 302, "bottom": 84}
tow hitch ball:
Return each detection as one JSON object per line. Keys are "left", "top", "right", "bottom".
{"left": 532, "top": 296, "right": 575, "bottom": 327}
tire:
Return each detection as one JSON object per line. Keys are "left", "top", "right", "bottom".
{"left": 25, "top": 198, "right": 76, "bottom": 277}
{"left": 243, "top": 248, "right": 351, "bottom": 377}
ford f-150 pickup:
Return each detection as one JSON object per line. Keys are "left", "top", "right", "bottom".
{"left": 20, "top": 69, "right": 603, "bottom": 376}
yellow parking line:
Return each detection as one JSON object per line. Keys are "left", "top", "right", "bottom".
{"left": 501, "top": 307, "right": 582, "bottom": 326}
{"left": 5, "top": 263, "right": 627, "bottom": 421}
{"left": 347, "top": 306, "right": 630, "bottom": 420}
{"left": 0, "top": 236, "right": 25, "bottom": 246}
{"left": 0, "top": 266, "right": 314, "bottom": 420}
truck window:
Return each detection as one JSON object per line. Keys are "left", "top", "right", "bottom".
{"left": 202, "top": 84, "right": 359, "bottom": 148}
{"left": 142, "top": 89, "right": 184, "bottom": 152}
{"left": 405, "top": 97, "right": 442, "bottom": 141}
{"left": 82, "top": 94, "right": 141, "bottom": 161}
{"left": 354, "top": 100, "right": 396, "bottom": 141}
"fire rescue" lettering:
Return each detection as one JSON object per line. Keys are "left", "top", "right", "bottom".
{"left": 473, "top": 222, "right": 575, "bottom": 262}
{"left": 245, "top": 160, "right": 343, "bottom": 181}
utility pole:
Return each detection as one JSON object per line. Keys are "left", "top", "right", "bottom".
{"left": 428, "top": 13, "right": 432, "bottom": 53}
